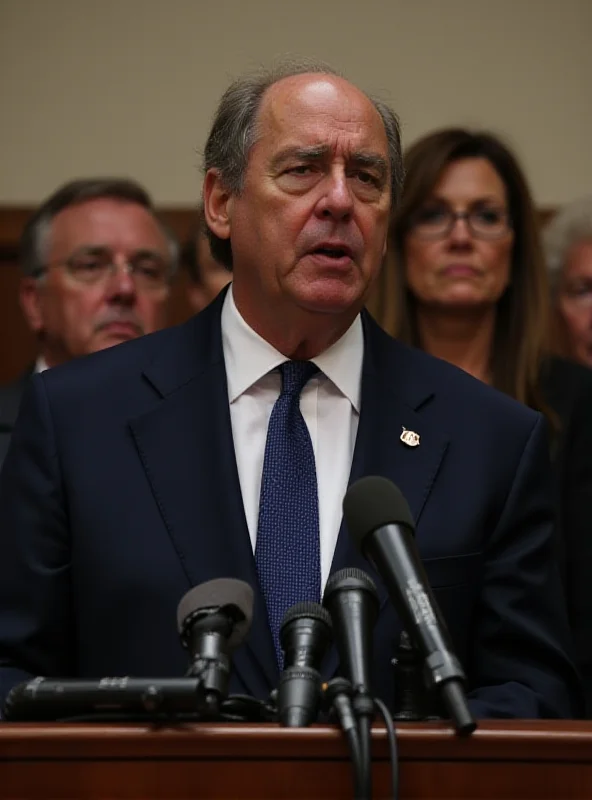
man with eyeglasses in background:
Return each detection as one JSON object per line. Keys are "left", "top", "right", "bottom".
{"left": 0, "top": 178, "right": 178, "bottom": 466}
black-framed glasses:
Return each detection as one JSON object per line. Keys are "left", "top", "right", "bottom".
{"left": 34, "top": 247, "right": 172, "bottom": 291}
{"left": 410, "top": 204, "right": 512, "bottom": 240}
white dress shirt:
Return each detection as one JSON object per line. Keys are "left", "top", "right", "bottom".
{"left": 34, "top": 357, "right": 49, "bottom": 374}
{"left": 221, "top": 286, "right": 363, "bottom": 590}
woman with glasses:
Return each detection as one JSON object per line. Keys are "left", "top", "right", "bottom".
{"left": 369, "top": 127, "right": 592, "bottom": 716}
{"left": 544, "top": 195, "right": 592, "bottom": 369}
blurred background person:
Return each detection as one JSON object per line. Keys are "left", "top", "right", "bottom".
{"left": 0, "top": 178, "right": 179, "bottom": 466}
{"left": 369, "top": 127, "right": 592, "bottom": 715}
{"left": 544, "top": 196, "right": 592, "bottom": 369}
{"left": 181, "top": 205, "right": 231, "bottom": 313}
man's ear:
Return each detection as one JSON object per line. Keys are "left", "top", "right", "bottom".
{"left": 19, "top": 276, "right": 45, "bottom": 334}
{"left": 203, "top": 169, "right": 233, "bottom": 242}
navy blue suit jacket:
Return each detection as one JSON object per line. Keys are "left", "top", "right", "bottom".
{"left": 0, "top": 371, "right": 30, "bottom": 470}
{"left": 0, "top": 294, "right": 582, "bottom": 718}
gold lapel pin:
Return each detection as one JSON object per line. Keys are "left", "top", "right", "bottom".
{"left": 400, "top": 427, "right": 420, "bottom": 448}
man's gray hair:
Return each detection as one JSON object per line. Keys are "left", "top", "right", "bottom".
{"left": 544, "top": 195, "right": 592, "bottom": 293}
{"left": 20, "top": 177, "right": 180, "bottom": 278}
{"left": 203, "top": 58, "right": 404, "bottom": 268}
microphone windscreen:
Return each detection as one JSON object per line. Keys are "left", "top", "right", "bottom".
{"left": 343, "top": 476, "right": 416, "bottom": 551}
{"left": 324, "top": 567, "right": 378, "bottom": 599}
{"left": 280, "top": 601, "right": 332, "bottom": 633}
{"left": 177, "top": 578, "right": 254, "bottom": 650}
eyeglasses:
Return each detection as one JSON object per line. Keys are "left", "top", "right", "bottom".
{"left": 34, "top": 248, "right": 172, "bottom": 291}
{"left": 410, "top": 204, "right": 512, "bottom": 240}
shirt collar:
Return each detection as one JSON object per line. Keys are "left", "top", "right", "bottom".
{"left": 221, "top": 285, "right": 363, "bottom": 412}
{"left": 34, "top": 356, "right": 49, "bottom": 374}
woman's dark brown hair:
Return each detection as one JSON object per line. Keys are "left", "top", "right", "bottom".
{"left": 368, "top": 128, "right": 552, "bottom": 415}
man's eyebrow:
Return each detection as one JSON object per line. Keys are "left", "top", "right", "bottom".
{"left": 350, "top": 152, "right": 389, "bottom": 178}
{"left": 68, "top": 245, "right": 111, "bottom": 258}
{"left": 69, "top": 245, "right": 165, "bottom": 260}
{"left": 270, "top": 145, "right": 330, "bottom": 169}
{"left": 270, "top": 146, "right": 389, "bottom": 178}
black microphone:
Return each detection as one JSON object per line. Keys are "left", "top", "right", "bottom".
{"left": 323, "top": 568, "right": 379, "bottom": 799}
{"left": 177, "top": 577, "right": 254, "bottom": 715}
{"left": 3, "top": 676, "right": 205, "bottom": 721}
{"left": 3, "top": 578, "right": 255, "bottom": 722}
{"left": 323, "top": 567, "right": 379, "bottom": 696}
{"left": 343, "top": 476, "right": 476, "bottom": 736}
{"left": 277, "top": 601, "right": 333, "bottom": 727}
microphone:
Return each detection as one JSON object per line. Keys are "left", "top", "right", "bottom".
{"left": 323, "top": 567, "right": 379, "bottom": 696}
{"left": 3, "top": 578, "right": 255, "bottom": 722}
{"left": 177, "top": 577, "right": 254, "bottom": 715}
{"left": 343, "top": 476, "right": 476, "bottom": 736}
{"left": 323, "top": 568, "right": 379, "bottom": 799}
{"left": 3, "top": 676, "right": 206, "bottom": 721}
{"left": 277, "top": 601, "right": 333, "bottom": 727}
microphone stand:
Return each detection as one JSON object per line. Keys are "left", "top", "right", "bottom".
{"left": 392, "top": 630, "right": 476, "bottom": 736}
{"left": 392, "top": 630, "right": 440, "bottom": 722}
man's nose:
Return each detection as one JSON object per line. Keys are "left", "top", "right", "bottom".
{"left": 316, "top": 172, "right": 354, "bottom": 221}
{"left": 106, "top": 258, "right": 137, "bottom": 299}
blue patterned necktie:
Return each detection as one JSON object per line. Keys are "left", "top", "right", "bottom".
{"left": 255, "top": 360, "right": 321, "bottom": 667}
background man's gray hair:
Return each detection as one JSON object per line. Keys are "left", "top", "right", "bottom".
{"left": 20, "top": 177, "right": 180, "bottom": 278}
{"left": 544, "top": 195, "right": 592, "bottom": 293}
{"left": 203, "top": 58, "right": 404, "bottom": 268}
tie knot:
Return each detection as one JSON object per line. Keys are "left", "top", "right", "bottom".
{"left": 279, "top": 360, "right": 319, "bottom": 396}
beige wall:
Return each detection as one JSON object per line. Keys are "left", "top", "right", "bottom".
{"left": 1, "top": 0, "right": 591, "bottom": 206}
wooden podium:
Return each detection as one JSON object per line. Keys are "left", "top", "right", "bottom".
{"left": 1, "top": 720, "right": 591, "bottom": 799}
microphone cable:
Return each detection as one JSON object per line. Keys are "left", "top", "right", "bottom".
{"left": 374, "top": 696, "right": 399, "bottom": 800}
{"left": 323, "top": 678, "right": 366, "bottom": 800}
{"left": 323, "top": 681, "right": 400, "bottom": 800}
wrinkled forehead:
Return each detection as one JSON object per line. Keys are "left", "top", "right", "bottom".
{"left": 255, "top": 74, "right": 389, "bottom": 159}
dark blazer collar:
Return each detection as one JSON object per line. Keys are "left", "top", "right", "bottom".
{"left": 140, "top": 293, "right": 437, "bottom": 413}
{"left": 0, "top": 368, "right": 34, "bottom": 429}
{"left": 140, "top": 291, "right": 228, "bottom": 399}
{"left": 328, "top": 310, "right": 450, "bottom": 564}
{"left": 321, "top": 311, "right": 450, "bottom": 679}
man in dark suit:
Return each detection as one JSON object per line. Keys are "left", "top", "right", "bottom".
{"left": 0, "top": 62, "right": 582, "bottom": 718}
{"left": 0, "top": 178, "right": 178, "bottom": 469}
{"left": 0, "top": 375, "right": 28, "bottom": 467}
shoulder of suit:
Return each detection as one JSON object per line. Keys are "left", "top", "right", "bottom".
{"left": 39, "top": 315, "right": 202, "bottom": 396}
{"left": 0, "top": 371, "right": 32, "bottom": 427}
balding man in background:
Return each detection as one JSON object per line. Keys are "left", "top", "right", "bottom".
{"left": 0, "top": 178, "right": 178, "bottom": 465}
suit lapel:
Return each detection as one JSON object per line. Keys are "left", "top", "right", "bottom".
{"left": 323, "top": 313, "right": 450, "bottom": 680}
{"left": 128, "top": 295, "right": 278, "bottom": 697}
